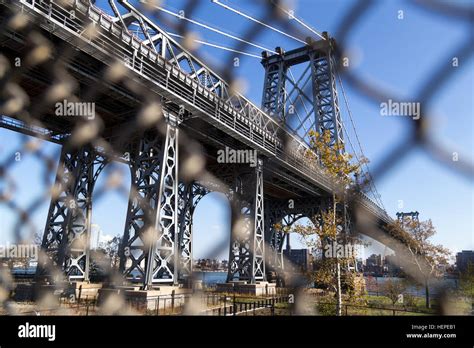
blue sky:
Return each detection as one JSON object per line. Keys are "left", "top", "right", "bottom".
{"left": 0, "top": 0, "right": 472, "bottom": 262}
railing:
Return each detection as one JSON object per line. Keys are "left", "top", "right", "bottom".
{"left": 200, "top": 295, "right": 289, "bottom": 316}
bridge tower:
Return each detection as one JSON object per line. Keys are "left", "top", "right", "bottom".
{"left": 261, "top": 32, "right": 344, "bottom": 148}
{"left": 261, "top": 34, "right": 348, "bottom": 275}
{"left": 396, "top": 211, "right": 420, "bottom": 227}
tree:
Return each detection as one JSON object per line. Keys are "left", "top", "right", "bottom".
{"left": 382, "top": 278, "right": 406, "bottom": 307}
{"left": 387, "top": 218, "right": 450, "bottom": 308}
{"left": 459, "top": 263, "right": 474, "bottom": 298}
{"left": 100, "top": 236, "right": 122, "bottom": 269}
{"left": 289, "top": 130, "right": 368, "bottom": 315}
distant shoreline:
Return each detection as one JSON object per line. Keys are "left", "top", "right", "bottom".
{"left": 194, "top": 270, "right": 226, "bottom": 273}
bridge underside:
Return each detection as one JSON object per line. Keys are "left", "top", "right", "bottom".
{"left": 0, "top": 1, "right": 392, "bottom": 289}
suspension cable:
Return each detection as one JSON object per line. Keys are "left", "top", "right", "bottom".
{"left": 146, "top": 3, "right": 277, "bottom": 54}
{"left": 270, "top": 0, "right": 326, "bottom": 40}
{"left": 168, "top": 32, "right": 261, "bottom": 58}
{"left": 334, "top": 61, "right": 386, "bottom": 210}
{"left": 211, "top": 0, "right": 306, "bottom": 44}
{"left": 129, "top": 22, "right": 262, "bottom": 58}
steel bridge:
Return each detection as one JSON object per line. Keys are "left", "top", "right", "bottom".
{"left": 0, "top": 0, "right": 393, "bottom": 289}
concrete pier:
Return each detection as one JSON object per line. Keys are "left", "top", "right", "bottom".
{"left": 98, "top": 285, "right": 193, "bottom": 311}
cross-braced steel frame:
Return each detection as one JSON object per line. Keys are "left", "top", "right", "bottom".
{"left": 118, "top": 113, "right": 180, "bottom": 288}
{"left": 37, "top": 146, "right": 106, "bottom": 282}
{"left": 227, "top": 159, "right": 266, "bottom": 283}
{"left": 177, "top": 182, "right": 209, "bottom": 281}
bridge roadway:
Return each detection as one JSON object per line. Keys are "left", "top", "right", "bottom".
{"left": 0, "top": 0, "right": 391, "bottom": 232}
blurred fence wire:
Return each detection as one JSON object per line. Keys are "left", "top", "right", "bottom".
{"left": 0, "top": 0, "right": 472, "bottom": 316}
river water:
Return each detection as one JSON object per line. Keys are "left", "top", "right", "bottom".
{"left": 365, "top": 276, "right": 458, "bottom": 297}
{"left": 194, "top": 272, "right": 458, "bottom": 298}
{"left": 194, "top": 271, "right": 227, "bottom": 285}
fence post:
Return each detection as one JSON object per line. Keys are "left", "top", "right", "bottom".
{"left": 224, "top": 297, "right": 227, "bottom": 316}
{"left": 171, "top": 290, "right": 175, "bottom": 313}
{"left": 233, "top": 288, "right": 236, "bottom": 316}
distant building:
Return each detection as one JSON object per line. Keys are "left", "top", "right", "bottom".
{"left": 193, "top": 258, "right": 228, "bottom": 271}
{"left": 384, "top": 254, "right": 403, "bottom": 276}
{"left": 366, "top": 254, "right": 382, "bottom": 267}
{"left": 283, "top": 249, "right": 311, "bottom": 272}
{"left": 364, "top": 254, "right": 383, "bottom": 275}
{"left": 456, "top": 250, "right": 474, "bottom": 273}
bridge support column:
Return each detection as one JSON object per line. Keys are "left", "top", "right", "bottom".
{"left": 176, "top": 182, "right": 210, "bottom": 281}
{"left": 310, "top": 38, "right": 344, "bottom": 147}
{"left": 261, "top": 50, "right": 287, "bottom": 121}
{"left": 177, "top": 182, "right": 193, "bottom": 281}
{"left": 120, "top": 117, "right": 179, "bottom": 288}
{"left": 37, "top": 145, "right": 105, "bottom": 282}
{"left": 227, "top": 159, "right": 266, "bottom": 283}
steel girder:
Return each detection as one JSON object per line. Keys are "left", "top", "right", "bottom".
{"left": 71, "top": 0, "right": 281, "bottom": 138}
{"left": 38, "top": 145, "right": 106, "bottom": 281}
{"left": 119, "top": 119, "right": 180, "bottom": 288}
{"left": 146, "top": 122, "right": 179, "bottom": 286}
{"left": 227, "top": 159, "right": 266, "bottom": 283}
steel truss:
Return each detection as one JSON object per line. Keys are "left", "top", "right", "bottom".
{"left": 38, "top": 145, "right": 106, "bottom": 281}
{"left": 227, "top": 159, "right": 266, "bottom": 283}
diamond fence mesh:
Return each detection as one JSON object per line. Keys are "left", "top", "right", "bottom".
{"left": 0, "top": 0, "right": 472, "bottom": 315}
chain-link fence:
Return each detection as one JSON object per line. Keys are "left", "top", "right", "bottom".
{"left": 0, "top": 0, "right": 472, "bottom": 316}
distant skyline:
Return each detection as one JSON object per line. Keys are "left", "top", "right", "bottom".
{"left": 0, "top": 0, "right": 472, "bottom": 264}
